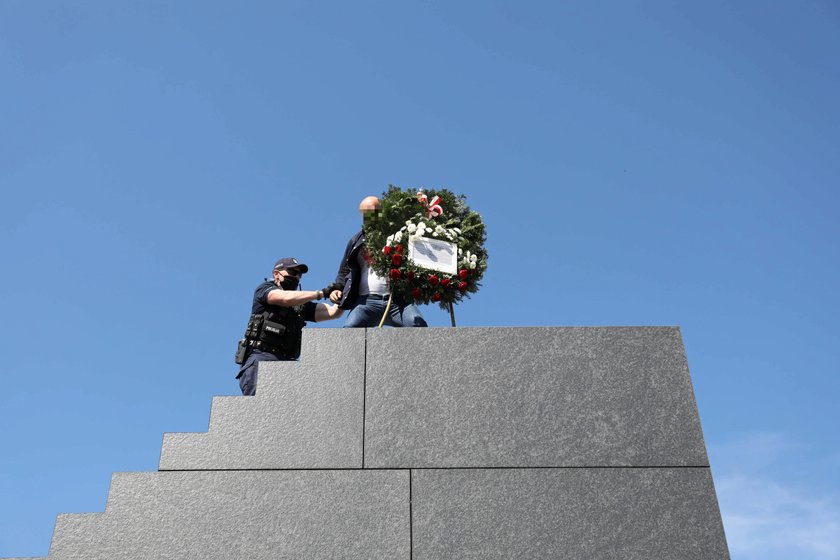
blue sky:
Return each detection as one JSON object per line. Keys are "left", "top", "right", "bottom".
{"left": 1, "top": 1, "right": 839, "bottom": 557}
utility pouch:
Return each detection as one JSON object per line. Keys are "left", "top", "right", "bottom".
{"left": 258, "top": 318, "right": 287, "bottom": 346}
{"left": 245, "top": 314, "right": 263, "bottom": 340}
{"left": 234, "top": 339, "right": 248, "bottom": 365}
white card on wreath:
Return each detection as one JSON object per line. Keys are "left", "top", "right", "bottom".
{"left": 409, "top": 237, "right": 458, "bottom": 275}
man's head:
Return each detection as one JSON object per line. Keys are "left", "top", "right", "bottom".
{"left": 272, "top": 257, "right": 308, "bottom": 288}
{"left": 359, "top": 196, "right": 381, "bottom": 223}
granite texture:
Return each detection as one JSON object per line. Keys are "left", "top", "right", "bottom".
{"left": 159, "top": 328, "right": 366, "bottom": 469}
{"left": 1, "top": 326, "right": 729, "bottom": 559}
{"left": 48, "top": 470, "right": 409, "bottom": 560}
{"left": 412, "top": 467, "right": 729, "bottom": 560}
{"left": 365, "top": 327, "right": 709, "bottom": 468}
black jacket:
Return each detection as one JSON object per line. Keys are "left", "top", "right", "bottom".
{"left": 334, "top": 229, "right": 366, "bottom": 310}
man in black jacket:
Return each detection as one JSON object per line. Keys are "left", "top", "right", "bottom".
{"left": 329, "top": 196, "right": 427, "bottom": 328}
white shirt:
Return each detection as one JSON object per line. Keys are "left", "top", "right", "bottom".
{"left": 356, "top": 247, "right": 390, "bottom": 296}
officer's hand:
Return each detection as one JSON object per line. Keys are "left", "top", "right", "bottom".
{"left": 329, "top": 290, "right": 342, "bottom": 303}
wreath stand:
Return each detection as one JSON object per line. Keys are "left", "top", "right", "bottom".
{"left": 377, "top": 294, "right": 393, "bottom": 328}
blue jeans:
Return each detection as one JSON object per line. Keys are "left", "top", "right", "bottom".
{"left": 236, "top": 348, "right": 293, "bottom": 396}
{"left": 344, "top": 295, "right": 427, "bottom": 328}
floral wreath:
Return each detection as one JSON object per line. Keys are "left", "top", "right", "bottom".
{"left": 364, "top": 185, "right": 487, "bottom": 310}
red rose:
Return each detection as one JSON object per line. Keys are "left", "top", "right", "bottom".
{"left": 391, "top": 254, "right": 403, "bottom": 266}
{"left": 440, "top": 278, "right": 451, "bottom": 288}
{"left": 390, "top": 269, "right": 401, "bottom": 280}
{"left": 458, "top": 269, "right": 468, "bottom": 279}
{"left": 411, "top": 288, "right": 422, "bottom": 299}
{"left": 407, "top": 271, "right": 415, "bottom": 281}
{"left": 395, "top": 244, "right": 403, "bottom": 253}
{"left": 431, "top": 293, "right": 442, "bottom": 302}
{"left": 383, "top": 246, "right": 392, "bottom": 255}
{"left": 428, "top": 275, "right": 439, "bottom": 286}
{"left": 458, "top": 281, "right": 468, "bottom": 292}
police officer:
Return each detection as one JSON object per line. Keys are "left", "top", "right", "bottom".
{"left": 236, "top": 257, "right": 343, "bottom": 395}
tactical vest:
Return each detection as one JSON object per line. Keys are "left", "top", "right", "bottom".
{"left": 240, "top": 305, "right": 305, "bottom": 360}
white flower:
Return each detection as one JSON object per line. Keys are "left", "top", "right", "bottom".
{"left": 470, "top": 254, "right": 477, "bottom": 262}
{"left": 394, "top": 231, "right": 403, "bottom": 242}
{"left": 405, "top": 220, "right": 413, "bottom": 226}
{"left": 458, "top": 248, "right": 463, "bottom": 255}
{"left": 407, "top": 223, "right": 417, "bottom": 234}
{"left": 469, "top": 261, "right": 476, "bottom": 269}
{"left": 432, "top": 231, "right": 438, "bottom": 236}
{"left": 453, "top": 228, "right": 461, "bottom": 234}
{"left": 386, "top": 234, "right": 394, "bottom": 244}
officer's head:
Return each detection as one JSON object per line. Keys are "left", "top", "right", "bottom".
{"left": 273, "top": 257, "right": 308, "bottom": 289}
{"left": 359, "top": 196, "right": 381, "bottom": 225}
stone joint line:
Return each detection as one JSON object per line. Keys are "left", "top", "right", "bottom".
{"left": 361, "top": 328, "right": 368, "bottom": 469}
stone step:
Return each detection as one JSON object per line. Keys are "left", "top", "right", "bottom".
{"left": 411, "top": 467, "right": 729, "bottom": 559}
{"left": 46, "top": 470, "right": 409, "bottom": 560}
{"left": 160, "top": 327, "right": 708, "bottom": 471}
{"left": 365, "top": 327, "right": 709, "bottom": 468}
{"left": 47, "top": 514, "right": 104, "bottom": 558}
{"left": 41, "top": 467, "right": 728, "bottom": 559}
{"left": 159, "top": 328, "right": 365, "bottom": 470}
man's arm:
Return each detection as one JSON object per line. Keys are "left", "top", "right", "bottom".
{"left": 266, "top": 288, "right": 325, "bottom": 307}
{"left": 331, "top": 232, "right": 363, "bottom": 304}
{"left": 313, "top": 302, "right": 344, "bottom": 322}
{"left": 334, "top": 236, "right": 355, "bottom": 286}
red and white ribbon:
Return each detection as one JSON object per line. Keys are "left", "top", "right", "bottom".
{"left": 417, "top": 189, "right": 443, "bottom": 219}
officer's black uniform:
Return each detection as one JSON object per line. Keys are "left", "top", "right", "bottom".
{"left": 236, "top": 279, "right": 317, "bottom": 396}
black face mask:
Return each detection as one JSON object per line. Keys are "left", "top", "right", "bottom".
{"left": 281, "top": 276, "right": 300, "bottom": 290}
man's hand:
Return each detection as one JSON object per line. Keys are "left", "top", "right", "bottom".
{"left": 329, "top": 289, "right": 342, "bottom": 303}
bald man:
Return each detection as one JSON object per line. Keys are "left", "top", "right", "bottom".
{"left": 330, "top": 196, "right": 427, "bottom": 327}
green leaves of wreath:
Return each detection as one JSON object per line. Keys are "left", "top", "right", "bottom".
{"left": 364, "top": 185, "right": 487, "bottom": 310}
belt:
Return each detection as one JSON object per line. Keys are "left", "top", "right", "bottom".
{"left": 359, "top": 293, "right": 390, "bottom": 300}
{"left": 246, "top": 340, "right": 293, "bottom": 359}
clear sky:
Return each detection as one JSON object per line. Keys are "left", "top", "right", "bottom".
{"left": 1, "top": 1, "right": 839, "bottom": 558}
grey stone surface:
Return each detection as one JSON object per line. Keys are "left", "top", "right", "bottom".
{"left": 47, "top": 514, "right": 104, "bottom": 557}
{"left": 412, "top": 468, "right": 729, "bottom": 560}
{"left": 2, "top": 326, "right": 729, "bottom": 559}
{"left": 365, "top": 327, "right": 709, "bottom": 467}
{"left": 48, "top": 470, "right": 409, "bottom": 560}
{"left": 159, "top": 328, "right": 365, "bottom": 469}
